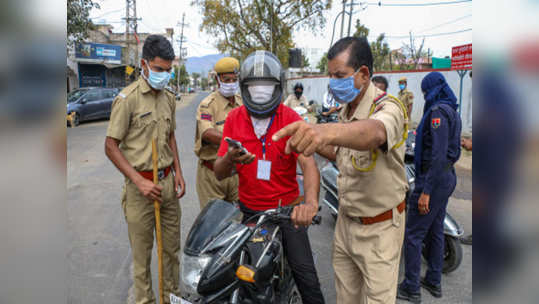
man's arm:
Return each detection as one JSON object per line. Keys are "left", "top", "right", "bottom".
{"left": 168, "top": 131, "right": 186, "bottom": 198}
{"left": 201, "top": 128, "right": 222, "bottom": 145}
{"left": 214, "top": 149, "right": 256, "bottom": 180}
{"left": 317, "top": 144, "right": 337, "bottom": 162}
{"left": 105, "top": 137, "right": 163, "bottom": 202}
{"left": 291, "top": 154, "right": 320, "bottom": 227}
{"left": 272, "top": 119, "right": 387, "bottom": 156}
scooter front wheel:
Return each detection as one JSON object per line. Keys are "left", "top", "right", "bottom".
{"left": 422, "top": 235, "right": 463, "bottom": 274}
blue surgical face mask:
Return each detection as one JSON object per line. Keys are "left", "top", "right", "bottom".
{"left": 143, "top": 60, "right": 171, "bottom": 90}
{"left": 399, "top": 83, "right": 406, "bottom": 91}
{"left": 329, "top": 70, "right": 362, "bottom": 104}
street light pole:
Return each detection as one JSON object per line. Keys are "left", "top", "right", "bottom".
{"left": 340, "top": 0, "right": 347, "bottom": 38}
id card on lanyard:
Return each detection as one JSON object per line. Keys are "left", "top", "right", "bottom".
{"left": 257, "top": 114, "right": 275, "bottom": 181}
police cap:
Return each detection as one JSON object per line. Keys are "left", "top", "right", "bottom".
{"left": 214, "top": 57, "right": 240, "bottom": 74}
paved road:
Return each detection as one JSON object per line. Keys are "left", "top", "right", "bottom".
{"left": 68, "top": 92, "right": 472, "bottom": 304}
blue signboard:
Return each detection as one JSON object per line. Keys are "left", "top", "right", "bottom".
{"left": 76, "top": 43, "right": 122, "bottom": 64}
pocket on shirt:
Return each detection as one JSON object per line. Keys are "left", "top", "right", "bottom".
{"left": 348, "top": 150, "right": 373, "bottom": 174}
{"left": 132, "top": 113, "right": 157, "bottom": 129}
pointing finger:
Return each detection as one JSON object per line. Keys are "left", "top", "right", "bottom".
{"left": 272, "top": 121, "right": 301, "bottom": 142}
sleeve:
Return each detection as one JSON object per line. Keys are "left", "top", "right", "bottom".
{"left": 423, "top": 108, "right": 450, "bottom": 195}
{"left": 196, "top": 102, "right": 214, "bottom": 139}
{"left": 370, "top": 101, "right": 405, "bottom": 151}
{"left": 217, "top": 115, "right": 233, "bottom": 157}
{"left": 171, "top": 95, "right": 176, "bottom": 130}
{"left": 106, "top": 96, "right": 131, "bottom": 140}
{"left": 408, "top": 92, "right": 414, "bottom": 104}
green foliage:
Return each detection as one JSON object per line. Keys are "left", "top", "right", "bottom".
{"left": 67, "top": 0, "right": 100, "bottom": 46}
{"left": 192, "top": 0, "right": 332, "bottom": 67}
{"left": 352, "top": 19, "right": 369, "bottom": 38}
{"left": 352, "top": 19, "right": 391, "bottom": 72}
{"left": 191, "top": 72, "right": 201, "bottom": 87}
{"left": 302, "top": 54, "right": 310, "bottom": 68}
{"left": 317, "top": 52, "right": 328, "bottom": 74}
{"left": 170, "top": 64, "right": 191, "bottom": 89}
{"left": 201, "top": 77, "right": 209, "bottom": 90}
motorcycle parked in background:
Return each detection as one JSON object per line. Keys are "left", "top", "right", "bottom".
{"left": 320, "top": 130, "right": 464, "bottom": 273}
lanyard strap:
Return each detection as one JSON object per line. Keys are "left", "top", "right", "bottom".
{"left": 260, "top": 114, "right": 276, "bottom": 159}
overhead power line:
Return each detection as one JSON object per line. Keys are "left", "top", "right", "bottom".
{"left": 417, "top": 14, "right": 472, "bottom": 33}
{"left": 382, "top": 28, "right": 471, "bottom": 39}
{"left": 366, "top": 0, "right": 471, "bottom": 7}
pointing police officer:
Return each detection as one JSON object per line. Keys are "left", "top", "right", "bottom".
{"left": 398, "top": 76, "right": 414, "bottom": 118}
{"left": 194, "top": 57, "right": 242, "bottom": 208}
{"left": 397, "top": 72, "right": 461, "bottom": 303}
{"left": 273, "top": 37, "right": 409, "bottom": 304}
{"left": 105, "top": 35, "right": 185, "bottom": 303}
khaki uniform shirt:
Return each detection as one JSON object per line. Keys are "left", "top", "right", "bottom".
{"left": 106, "top": 78, "right": 176, "bottom": 171}
{"left": 284, "top": 94, "right": 308, "bottom": 109}
{"left": 194, "top": 91, "right": 242, "bottom": 161}
{"left": 398, "top": 89, "right": 414, "bottom": 109}
{"left": 336, "top": 83, "right": 408, "bottom": 217}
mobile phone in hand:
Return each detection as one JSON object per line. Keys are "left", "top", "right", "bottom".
{"left": 225, "top": 137, "right": 247, "bottom": 155}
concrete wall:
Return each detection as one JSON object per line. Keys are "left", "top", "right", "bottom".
{"left": 286, "top": 69, "right": 472, "bottom": 134}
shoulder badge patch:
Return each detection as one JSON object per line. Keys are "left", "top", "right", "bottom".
{"left": 432, "top": 118, "right": 441, "bottom": 128}
{"left": 201, "top": 113, "right": 212, "bottom": 121}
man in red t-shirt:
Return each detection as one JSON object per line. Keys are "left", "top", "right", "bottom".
{"left": 214, "top": 51, "right": 325, "bottom": 304}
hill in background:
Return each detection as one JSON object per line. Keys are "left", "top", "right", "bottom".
{"left": 185, "top": 54, "right": 227, "bottom": 75}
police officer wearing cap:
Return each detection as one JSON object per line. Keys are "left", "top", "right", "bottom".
{"left": 105, "top": 35, "right": 185, "bottom": 303}
{"left": 397, "top": 72, "right": 461, "bottom": 303}
{"left": 398, "top": 76, "right": 414, "bottom": 117}
{"left": 273, "top": 37, "right": 410, "bottom": 304}
{"left": 194, "top": 57, "right": 242, "bottom": 209}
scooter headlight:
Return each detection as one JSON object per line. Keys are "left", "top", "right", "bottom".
{"left": 180, "top": 253, "right": 212, "bottom": 295}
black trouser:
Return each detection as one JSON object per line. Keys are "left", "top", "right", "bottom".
{"left": 239, "top": 203, "right": 325, "bottom": 304}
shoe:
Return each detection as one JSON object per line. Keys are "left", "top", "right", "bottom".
{"left": 460, "top": 234, "right": 472, "bottom": 245}
{"left": 397, "top": 283, "right": 421, "bottom": 303}
{"left": 420, "top": 278, "right": 442, "bottom": 298}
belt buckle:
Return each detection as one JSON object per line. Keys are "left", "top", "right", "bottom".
{"left": 157, "top": 169, "right": 165, "bottom": 180}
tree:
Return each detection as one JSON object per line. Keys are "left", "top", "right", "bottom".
{"left": 317, "top": 52, "right": 328, "bottom": 74}
{"left": 191, "top": 72, "right": 201, "bottom": 88}
{"left": 302, "top": 54, "right": 310, "bottom": 69}
{"left": 192, "top": 0, "right": 331, "bottom": 66}
{"left": 400, "top": 32, "right": 427, "bottom": 70}
{"left": 170, "top": 64, "right": 190, "bottom": 91}
{"left": 67, "top": 0, "right": 100, "bottom": 46}
{"left": 201, "top": 77, "right": 209, "bottom": 90}
{"left": 353, "top": 19, "right": 392, "bottom": 72}
{"left": 370, "top": 33, "right": 391, "bottom": 72}
{"left": 352, "top": 19, "right": 369, "bottom": 38}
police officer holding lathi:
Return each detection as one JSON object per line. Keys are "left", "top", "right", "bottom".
{"left": 273, "top": 37, "right": 410, "bottom": 304}
{"left": 194, "top": 57, "right": 242, "bottom": 208}
{"left": 105, "top": 35, "right": 185, "bottom": 304}
{"left": 397, "top": 72, "right": 461, "bottom": 303}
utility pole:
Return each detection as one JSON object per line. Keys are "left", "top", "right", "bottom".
{"left": 340, "top": 0, "right": 347, "bottom": 38}
{"left": 347, "top": 0, "right": 354, "bottom": 36}
{"left": 270, "top": 0, "right": 274, "bottom": 53}
{"left": 124, "top": 0, "right": 140, "bottom": 85}
{"left": 176, "top": 13, "right": 188, "bottom": 92}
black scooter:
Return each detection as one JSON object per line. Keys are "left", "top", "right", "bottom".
{"left": 320, "top": 130, "right": 464, "bottom": 274}
{"left": 178, "top": 199, "right": 320, "bottom": 304}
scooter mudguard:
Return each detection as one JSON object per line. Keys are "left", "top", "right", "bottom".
{"left": 443, "top": 212, "right": 464, "bottom": 237}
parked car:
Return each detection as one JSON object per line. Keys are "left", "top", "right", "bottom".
{"left": 67, "top": 87, "right": 118, "bottom": 126}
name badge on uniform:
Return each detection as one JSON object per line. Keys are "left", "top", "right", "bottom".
{"left": 257, "top": 159, "right": 271, "bottom": 181}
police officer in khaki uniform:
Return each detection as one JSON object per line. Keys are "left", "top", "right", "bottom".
{"left": 273, "top": 37, "right": 409, "bottom": 304}
{"left": 398, "top": 76, "right": 414, "bottom": 117}
{"left": 105, "top": 35, "right": 185, "bottom": 304}
{"left": 195, "top": 57, "right": 242, "bottom": 208}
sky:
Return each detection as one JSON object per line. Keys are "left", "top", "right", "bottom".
{"left": 89, "top": 0, "right": 472, "bottom": 60}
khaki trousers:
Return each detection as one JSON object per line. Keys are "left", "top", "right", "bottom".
{"left": 122, "top": 173, "right": 181, "bottom": 304}
{"left": 196, "top": 161, "right": 238, "bottom": 209}
{"left": 333, "top": 207, "right": 405, "bottom": 304}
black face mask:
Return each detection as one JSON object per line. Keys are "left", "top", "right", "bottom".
{"left": 295, "top": 91, "right": 302, "bottom": 98}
